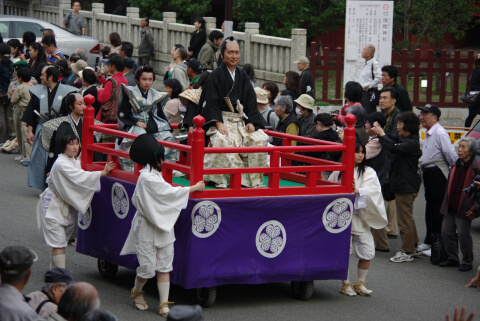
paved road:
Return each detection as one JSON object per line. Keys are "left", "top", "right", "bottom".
{"left": 1, "top": 151, "right": 480, "bottom": 321}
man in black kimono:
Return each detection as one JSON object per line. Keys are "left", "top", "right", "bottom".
{"left": 199, "top": 37, "right": 268, "bottom": 188}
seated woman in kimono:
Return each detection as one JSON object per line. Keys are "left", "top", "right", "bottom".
{"left": 329, "top": 142, "right": 387, "bottom": 296}
{"left": 117, "top": 65, "right": 176, "bottom": 172}
{"left": 120, "top": 134, "right": 205, "bottom": 317}
{"left": 38, "top": 134, "right": 115, "bottom": 269}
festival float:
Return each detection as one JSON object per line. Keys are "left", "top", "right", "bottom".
{"left": 76, "top": 94, "right": 357, "bottom": 307}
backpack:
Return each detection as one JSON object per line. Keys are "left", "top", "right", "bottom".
{"left": 101, "top": 78, "right": 119, "bottom": 123}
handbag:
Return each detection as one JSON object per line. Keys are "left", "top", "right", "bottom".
{"left": 101, "top": 78, "right": 119, "bottom": 123}
{"left": 461, "top": 78, "right": 480, "bottom": 105}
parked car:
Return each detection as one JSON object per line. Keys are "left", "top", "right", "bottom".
{"left": 0, "top": 15, "right": 100, "bottom": 66}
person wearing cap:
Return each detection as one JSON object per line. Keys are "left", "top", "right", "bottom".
{"left": 198, "top": 30, "right": 224, "bottom": 70}
{"left": 70, "top": 59, "right": 88, "bottom": 89}
{"left": 255, "top": 87, "right": 278, "bottom": 136}
{"left": 0, "top": 245, "right": 38, "bottom": 320}
{"left": 294, "top": 94, "right": 316, "bottom": 138}
{"left": 186, "top": 58, "right": 202, "bottom": 88}
{"left": 417, "top": 104, "right": 458, "bottom": 262}
{"left": 25, "top": 267, "right": 75, "bottom": 316}
{"left": 199, "top": 37, "right": 269, "bottom": 188}
{"left": 123, "top": 57, "right": 136, "bottom": 86}
{"left": 295, "top": 56, "right": 315, "bottom": 99}
{"left": 139, "top": 17, "right": 154, "bottom": 66}
{"left": 166, "top": 305, "right": 204, "bottom": 321}
{"left": 39, "top": 282, "right": 100, "bottom": 321}
{"left": 120, "top": 134, "right": 205, "bottom": 317}
{"left": 357, "top": 44, "right": 382, "bottom": 114}
{"left": 38, "top": 133, "right": 114, "bottom": 269}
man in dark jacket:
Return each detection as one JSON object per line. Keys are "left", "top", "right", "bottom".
{"left": 381, "top": 65, "right": 412, "bottom": 112}
{"left": 138, "top": 17, "right": 154, "bottom": 66}
{"left": 439, "top": 137, "right": 480, "bottom": 271}
{"left": 295, "top": 56, "right": 315, "bottom": 99}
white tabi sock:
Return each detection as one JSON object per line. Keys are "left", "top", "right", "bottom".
{"left": 52, "top": 254, "right": 66, "bottom": 268}
{"left": 157, "top": 282, "right": 170, "bottom": 313}
{"left": 357, "top": 268, "right": 369, "bottom": 282}
{"left": 342, "top": 270, "right": 350, "bottom": 284}
{"left": 134, "top": 278, "right": 147, "bottom": 292}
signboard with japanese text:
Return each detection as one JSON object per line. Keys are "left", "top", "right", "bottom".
{"left": 343, "top": 1, "right": 394, "bottom": 87}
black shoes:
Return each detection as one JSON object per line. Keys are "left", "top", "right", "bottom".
{"left": 458, "top": 264, "right": 473, "bottom": 272}
{"left": 439, "top": 259, "right": 460, "bottom": 267}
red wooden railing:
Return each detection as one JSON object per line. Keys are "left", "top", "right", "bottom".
{"left": 310, "top": 42, "right": 476, "bottom": 107}
{"left": 81, "top": 94, "right": 356, "bottom": 199}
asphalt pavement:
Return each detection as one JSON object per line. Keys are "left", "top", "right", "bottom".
{"left": 1, "top": 151, "right": 480, "bottom": 321}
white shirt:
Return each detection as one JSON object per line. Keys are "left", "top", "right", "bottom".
{"left": 357, "top": 58, "right": 382, "bottom": 89}
{"left": 420, "top": 122, "right": 458, "bottom": 166}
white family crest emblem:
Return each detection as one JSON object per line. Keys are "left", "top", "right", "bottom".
{"left": 111, "top": 182, "right": 129, "bottom": 219}
{"left": 78, "top": 205, "right": 92, "bottom": 230}
{"left": 256, "top": 220, "right": 287, "bottom": 258}
{"left": 322, "top": 198, "right": 353, "bottom": 234}
{"left": 191, "top": 201, "right": 221, "bottom": 238}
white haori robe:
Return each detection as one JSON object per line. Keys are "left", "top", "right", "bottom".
{"left": 329, "top": 167, "right": 387, "bottom": 260}
{"left": 37, "top": 153, "right": 101, "bottom": 248}
{"left": 120, "top": 165, "right": 190, "bottom": 256}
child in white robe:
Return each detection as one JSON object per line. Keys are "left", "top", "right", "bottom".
{"left": 38, "top": 134, "right": 115, "bottom": 269}
{"left": 120, "top": 133, "right": 205, "bottom": 317}
{"left": 329, "top": 142, "right": 387, "bottom": 296}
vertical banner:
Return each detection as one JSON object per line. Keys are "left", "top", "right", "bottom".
{"left": 343, "top": 1, "right": 394, "bottom": 87}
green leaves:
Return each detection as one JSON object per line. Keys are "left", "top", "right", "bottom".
{"left": 127, "top": 0, "right": 211, "bottom": 23}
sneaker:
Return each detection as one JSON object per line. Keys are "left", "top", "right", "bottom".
{"left": 19, "top": 157, "right": 29, "bottom": 163}
{"left": 14, "top": 155, "right": 22, "bottom": 161}
{"left": 422, "top": 249, "right": 431, "bottom": 257}
{"left": 21, "top": 162, "right": 30, "bottom": 167}
{"left": 390, "top": 250, "right": 414, "bottom": 263}
{"left": 458, "top": 264, "right": 473, "bottom": 272}
{"left": 172, "top": 170, "right": 185, "bottom": 177}
{"left": 2, "top": 141, "right": 18, "bottom": 154}
{"left": 413, "top": 244, "right": 431, "bottom": 257}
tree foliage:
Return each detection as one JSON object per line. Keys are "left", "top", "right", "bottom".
{"left": 393, "top": 0, "right": 480, "bottom": 53}
{"left": 233, "top": 0, "right": 345, "bottom": 39}
{"left": 127, "top": 0, "right": 211, "bottom": 23}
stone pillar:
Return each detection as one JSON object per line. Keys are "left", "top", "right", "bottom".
{"left": 28, "top": 0, "right": 39, "bottom": 18}
{"left": 91, "top": 3, "right": 105, "bottom": 42}
{"left": 244, "top": 23, "right": 260, "bottom": 65}
{"left": 125, "top": 7, "right": 140, "bottom": 42}
{"left": 291, "top": 29, "right": 307, "bottom": 71}
{"left": 162, "top": 12, "right": 177, "bottom": 54}
{"left": 204, "top": 17, "right": 217, "bottom": 34}
{"left": 58, "top": 0, "right": 70, "bottom": 26}
{"left": 126, "top": 7, "right": 140, "bottom": 18}
{"left": 0, "top": 0, "right": 4, "bottom": 15}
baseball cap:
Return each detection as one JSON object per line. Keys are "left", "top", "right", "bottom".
{"left": 0, "top": 246, "right": 37, "bottom": 275}
{"left": 417, "top": 104, "right": 441, "bottom": 118}
{"left": 44, "top": 267, "right": 75, "bottom": 285}
{"left": 293, "top": 56, "right": 309, "bottom": 64}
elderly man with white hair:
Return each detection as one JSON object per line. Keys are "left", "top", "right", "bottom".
{"left": 272, "top": 95, "right": 299, "bottom": 146}
{"left": 439, "top": 137, "right": 480, "bottom": 272}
